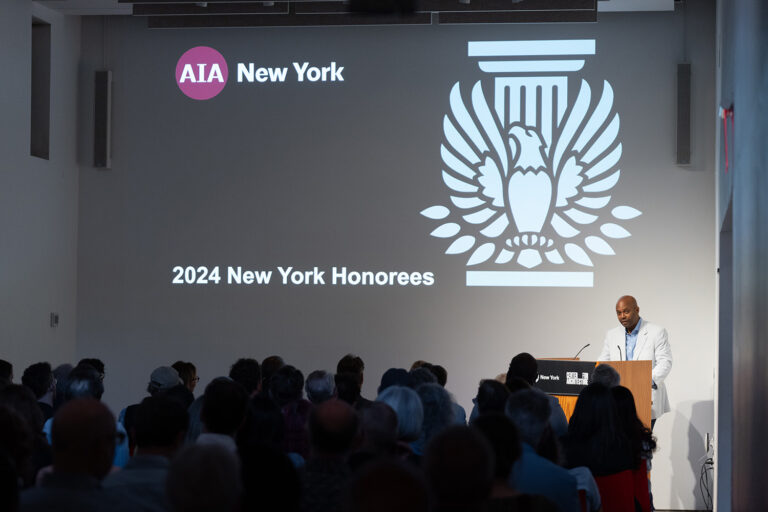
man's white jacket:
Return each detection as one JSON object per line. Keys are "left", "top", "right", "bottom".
{"left": 598, "top": 319, "right": 672, "bottom": 419}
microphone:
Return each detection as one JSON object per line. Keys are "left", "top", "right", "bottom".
{"left": 574, "top": 343, "right": 590, "bottom": 359}
{"left": 617, "top": 345, "right": 624, "bottom": 361}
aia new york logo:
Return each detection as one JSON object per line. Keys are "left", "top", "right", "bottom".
{"left": 175, "top": 46, "right": 229, "bottom": 100}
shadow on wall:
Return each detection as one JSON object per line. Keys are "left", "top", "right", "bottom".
{"left": 669, "top": 400, "right": 714, "bottom": 510}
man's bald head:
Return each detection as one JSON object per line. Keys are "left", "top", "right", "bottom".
{"left": 308, "top": 398, "right": 359, "bottom": 456}
{"left": 52, "top": 399, "right": 116, "bottom": 479}
{"left": 615, "top": 295, "right": 640, "bottom": 332}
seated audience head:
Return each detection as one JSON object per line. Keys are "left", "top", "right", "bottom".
{"left": 0, "top": 405, "right": 33, "bottom": 493}
{"left": 410, "top": 360, "right": 427, "bottom": 370}
{"left": 568, "top": 383, "right": 620, "bottom": 440}
{"left": 51, "top": 399, "right": 116, "bottom": 479}
{"left": 65, "top": 364, "right": 104, "bottom": 401}
{"left": 269, "top": 365, "right": 304, "bottom": 408}
{"left": 475, "top": 380, "right": 511, "bottom": 416}
{"left": 611, "top": 385, "right": 656, "bottom": 462}
{"left": 261, "top": 355, "right": 285, "bottom": 390}
{"left": 0, "top": 384, "right": 45, "bottom": 433}
{"left": 0, "top": 360, "right": 12, "bottom": 389}
{"left": 358, "top": 401, "right": 398, "bottom": 453}
{"left": 345, "top": 460, "right": 429, "bottom": 512}
{"left": 172, "top": 361, "right": 199, "bottom": 393}
{"left": 334, "top": 372, "right": 361, "bottom": 406}
{"left": 166, "top": 444, "right": 241, "bottom": 512}
{"left": 378, "top": 368, "right": 412, "bottom": 394}
{"left": 21, "top": 362, "right": 54, "bottom": 400}
{"left": 77, "top": 358, "right": 105, "bottom": 380}
{"left": 416, "top": 383, "right": 454, "bottom": 446}
{"left": 504, "top": 376, "right": 531, "bottom": 394}
{"left": 240, "top": 443, "right": 301, "bottom": 512}
{"left": 431, "top": 365, "right": 448, "bottom": 387}
{"left": 147, "top": 366, "right": 182, "bottom": 396}
{"left": 201, "top": 377, "right": 249, "bottom": 437}
{"left": 229, "top": 358, "right": 262, "bottom": 396}
{"left": 471, "top": 413, "right": 522, "bottom": 482}
{"left": 134, "top": 395, "right": 188, "bottom": 455}
{"left": 591, "top": 364, "right": 621, "bottom": 388}
{"left": 337, "top": 354, "right": 365, "bottom": 387}
{"left": 409, "top": 367, "right": 438, "bottom": 388}
{"left": 423, "top": 426, "right": 494, "bottom": 511}
{"left": 506, "top": 353, "right": 538, "bottom": 387}
{"left": 308, "top": 399, "right": 359, "bottom": 457}
{"left": 504, "top": 388, "right": 550, "bottom": 447}
{"left": 52, "top": 363, "right": 73, "bottom": 410}
{"left": 245, "top": 394, "right": 286, "bottom": 449}
{"left": 376, "top": 385, "right": 423, "bottom": 442}
{"left": 305, "top": 370, "right": 336, "bottom": 404}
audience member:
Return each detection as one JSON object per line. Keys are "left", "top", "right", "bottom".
{"left": 376, "top": 386, "right": 423, "bottom": 448}
{"left": 166, "top": 444, "right": 241, "bottom": 512}
{"left": 344, "top": 460, "right": 428, "bottom": 512}
{"left": 409, "top": 367, "right": 438, "bottom": 388}
{"left": 505, "top": 389, "right": 579, "bottom": 512}
{"left": 21, "top": 363, "right": 56, "bottom": 422}
{"left": 241, "top": 394, "right": 286, "bottom": 450}
{"left": 77, "top": 359, "right": 105, "bottom": 381}
{"left": 563, "top": 383, "right": 634, "bottom": 477}
{"left": 261, "top": 355, "right": 285, "bottom": 391}
{"left": 20, "top": 399, "right": 129, "bottom": 512}
{"left": 412, "top": 383, "right": 454, "bottom": 457}
{"left": 0, "top": 385, "right": 52, "bottom": 487}
{"left": 337, "top": 354, "right": 372, "bottom": 408}
{"left": 104, "top": 395, "right": 188, "bottom": 511}
{"left": 378, "top": 368, "right": 412, "bottom": 394}
{"left": 44, "top": 364, "right": 129, "bottom": 468}
{"left": 611, "top": 385, "right": 656, "bottom": 467}
{"left": 198, "top": 377, "right": 249, "bottom": 454}
{"left": 423, "top": 425, "right": 494, "bottom": 512}
{"left": 0, "top": 405, "right": 33, "bottom": 492}
{"left": 306, "top": 370, "right": 337, "bottom": 404}
{"left": 270, "top": 365, "right": 312, "bottom": 458}
{"left": 229, "top": 358, "right": 262, "bottom": 397}
{"left": 302, "top": 399, "right": 359, "bottom": 512}
{"left": 171, "top": 361, "right": 198, "bottom": 394}
{"left": 475, "top": 380, "right": 511, "bottom": 416}
{"left": 431, "top": 365, "right": 448, "bottom": 387}
{"left": 348, "top": 401, "right": 398, "bottom": 469}
{"left": 506, "top": 353, "right": 568, "bottom": 438}
{"left": 52, "top": 364, "right": 72, "bottom": 412}
{"left": 240, "top": 442, "right": 301, "bottom": 512}
{"left": 0, "top": 359, "right": 13, "bottom": 389}
{"left": 335, "top": 372, "right": 366, "bottom": 409}
{"left": 591, "top": 364, "right": 621, "bottom": 388}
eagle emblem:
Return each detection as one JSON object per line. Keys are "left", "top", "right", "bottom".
{"left": 422, "top": 77, "right": 641, "bottom": 271}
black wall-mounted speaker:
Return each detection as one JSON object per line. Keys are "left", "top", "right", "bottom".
{"left": 94, "top": 70, "right": 112, "bottom": 169}
{"left": 677, "top": 63, "right": 691, "bottom": 165}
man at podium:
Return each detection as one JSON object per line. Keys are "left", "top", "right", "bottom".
{"left": 598, "top": 295, "right": 673, "bottom": 428}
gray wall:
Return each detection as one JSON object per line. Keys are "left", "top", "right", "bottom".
{"left": 718, "top": 1, "right": 768, "bottom": 510}
{"left": 0, "top": 1, "right": 80, "bottom": 372}
{"left": 74, "top": 6, "right": 715, "bottom": 509}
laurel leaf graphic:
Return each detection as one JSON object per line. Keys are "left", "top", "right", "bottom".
{"left": 495, "top": 249, "right": 515, "bottom": 264}
{"left": 446, "top": 236, "right": 476, "bottom": 255}
{"left": 564, "top": 243, "right": 594, "bottom": 267}
{"left": 545, "top": 249, "right": 565, "bottom": 264}
{"left": 600, "top": 223, "right": 631, "bottom": 239}
{"left": 421, "top": 206, "right": 450, "bottom": 220}
{"left": 611, "top": 206, "right": 642, "bottom": 220}
{"left": 467, "top": 243, "right": 495, "bottom": 266}
{"left": 431, "top": 223, "right": 461, "bottom": 238}
{"left": 585, "top": 236, "right": 615, "bottom": 255}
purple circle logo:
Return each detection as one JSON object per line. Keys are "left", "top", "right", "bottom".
{"left": 175, "top": 46, "right": 229, "bottom": 100}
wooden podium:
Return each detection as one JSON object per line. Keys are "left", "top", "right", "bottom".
{"left": 541, "top": 359, "right": 653, "bottom": 429}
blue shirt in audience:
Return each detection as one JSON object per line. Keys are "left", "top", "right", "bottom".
{"left": 509, "top": 443, "right": 580, "bottom": 512}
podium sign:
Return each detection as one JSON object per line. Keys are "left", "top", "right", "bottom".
{"left": 534, "top": 360, "right": 595, "bottom": 396}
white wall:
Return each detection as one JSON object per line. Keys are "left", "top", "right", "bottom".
{"left": 0, "top": 1, "right": 80, "bottom": 374}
